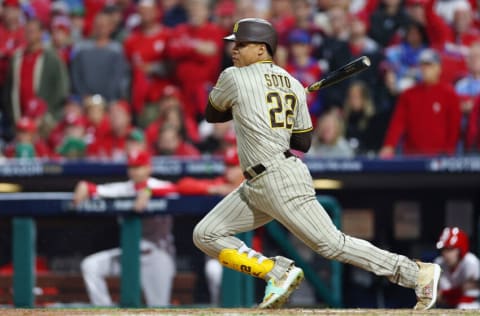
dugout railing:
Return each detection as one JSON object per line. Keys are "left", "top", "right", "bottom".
{"left": 0, "top": 193, "right": 342, "bottom": 308}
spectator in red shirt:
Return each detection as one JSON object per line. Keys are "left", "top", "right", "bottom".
{"left": 92, "top": 100, "right": 133, "bottom": 160}
{"left": 5, "top": 18, "right": 69, "bottom": 132}
{"left": 0, "top": 0, "right": 25, "bottom": 87}
{"left": 380, "top": 49, "right": 462, "bottom": 157}
{"left": 84, "top": 94, "right": 111, "bottom": 148}
{"left": 3, "top": 117, "right": 51, "bottom": 158}
{"left": 50, "top": 15, "right": 73, "bottom": 66}
{"left": 144, "top": 85, "right": 199, "bottom": 149}
{"left": 55, "top": 114, "right": 89, "bottom": 159}
{"left": 123, "top": 0, "right": 173, "bottom": 121}
{"left": 154, "top": 124, "right": 200, "bottom": 157}
{"left": 168, "top": 0, "right": 224, "bottom": 123}
{"left": 465, "top": 97, "right": 480, "bottom": 152}
{"left": 47, "top": 96, "right": 84, "bottom": 150}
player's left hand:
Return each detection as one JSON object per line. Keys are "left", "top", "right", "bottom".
{"left": 134, "top": 188, "right": 151, "bottom": 212}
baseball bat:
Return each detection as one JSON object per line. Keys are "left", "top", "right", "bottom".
{"left": 305, "top": 56, "right": 371, "bottom": 93}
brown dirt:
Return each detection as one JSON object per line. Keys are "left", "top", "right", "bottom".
{"left": 0, "top": 308, "right": 474, "bottom": 316}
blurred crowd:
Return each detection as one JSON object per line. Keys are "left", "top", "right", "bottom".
{"left": 1, "top": 0, "right": 480, "bottom": 160}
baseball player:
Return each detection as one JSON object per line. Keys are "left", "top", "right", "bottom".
{"left": 73, "top": 149, "right": 177, "bottom": 306}
{"left": 192, "top": 18, "right": 441, "bottom": 310}
{"left": 435, "top": 227, "right": 480, "bottom": 309}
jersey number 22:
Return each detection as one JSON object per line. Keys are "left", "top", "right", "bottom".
{"left": 267, "top": 92, "right": 297, "bottom": 129}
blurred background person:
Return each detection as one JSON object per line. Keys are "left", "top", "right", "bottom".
{"left": 343, "top": 80, "right": 389, "bottom": 155}
{"left": 380, "top": 49, "right": 461, "bottom": 157}
{"left": 83, "top": 94, "right": 111, "bottom": 150}
{"left": 154, "top": 124, "right": 200, "bottom": 157}
{"left": 168, "top": 0, "right": 223, "bottom": 128}
{"left": 74, "top": 149, "right": 177, "bottom": 307}
{"left": 144, "top": 86, "right": 199, "bottom": 149}
{"left": 0, "top": 0, "right": 25, "bottom": 101}
{"left": 3, "top": 116, "right": 51, "bottom": 158}
{"left": 92, "top": 100, "right": 133, "bottom": 160}
{"left": 383, "top": 20, "right": 429, "bottom": 96}
{"left": 435, "top": 227, "right": 480, "bottom": 309}
{"left": 123, "top": 0, "right": 173, "bottom": 123}
{"left": 285, "top": 29, "right": 323, "bottom": 126}
{"left": 50, "top": 15, "right": 73, "bottom": 66}
{"left": 4, "top": 18, "right": 69, "bottom": 140}
{"left": 71, "top": 11, "right": 129, "bottom": 102}
{"left": 368, "top": 0, "right": 410, "bottom": 47}
{"left": 306, "top": 109, "right": 354, "bottom": 158}
{"left": 465, "top": 97, "right": 480, "bottom": 153}
{"left": 55, "top": 114, "right": 89, "bottom": 159}
{"left": 161, "top": 0, "right": 187, "bottom": 27}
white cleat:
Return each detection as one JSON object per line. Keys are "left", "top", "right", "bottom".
{"left": 414, "top": 261, "right": 441, "bottom": 310}
{"left": 259, "top": 265, "right": 304, "bottom": 309}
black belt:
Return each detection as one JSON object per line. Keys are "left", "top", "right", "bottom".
{"left": 243, "top": 151, "right": 294, "bottom": 180}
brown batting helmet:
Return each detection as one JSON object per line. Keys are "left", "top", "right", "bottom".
{"left": 224, "top": 18, "right": 278, "bottom": 56}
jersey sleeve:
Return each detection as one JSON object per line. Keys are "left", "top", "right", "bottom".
{"left": 293, "top": 90, "right": 313, "bottom": 133}
{"left": 208, "top": 67, "right": 237, "bottom": 112}
{"left": 96, "top": 181, "right": 136, "bottom": 198}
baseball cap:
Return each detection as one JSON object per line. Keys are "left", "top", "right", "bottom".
{"left": 405, "top": 0, "right": 429, "bottom": 6}
{"left": 111, "top": 100, "right": 131, "bottom": 114}
{"left": 84, "top": 94, "right": 106, "bottom": 108}
{"left": 16, "top": 117, "right": 37, "bottom": 132}
{"left": 224, "top": 147, "right": 239, "bottom": 166}
{"left": 288, "top": 29, "right": 311, "bottom": 45}
{"left": 418, "top": 49, "right": 441, "bottom": 64}
{"left": 65, "top": 113, "right": 87, "bottom": 127}
{"left": 161, "top": 85, "right": 181, "bottom": 100}
{"left": 128, "top": 128, "right": 145, "bottom": 142}
{"left": 51, "top": 15, "right": 71, "bottom": 32}
{"left": 127, "top": 149, "right": 151, "bottom": 167}
{"left": 3, "top": 0, "right": 21, "bottom": 8}
{"left": 215, "top": 0, "right": 235, "bottom": 17}
{"left": 24, "top": 97, "right": 47, "bottom": 119}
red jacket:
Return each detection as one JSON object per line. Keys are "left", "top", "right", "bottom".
{"left": 167, "top": 22, "right": 223, "bottom": 119}
{"left": 383, "top": 81, "right": 461, "bottom": 155}
{"left": 466, "top": 99, "right": 480, "bottom": 151}
{"left": 124, "top": 26, "right": 172, "bottom": 113}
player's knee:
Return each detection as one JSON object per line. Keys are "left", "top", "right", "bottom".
{"left": 80, "top": 256, "right": 96, "bottom": 275}
{"left": 192, "top": 222, "right": 209, "bottom": 252}
{"left": 312, "top": 231, "right": 346, "bottom": 259}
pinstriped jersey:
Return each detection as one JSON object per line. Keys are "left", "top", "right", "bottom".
{"left": 209, "top": 61, "right": 313, "bottom": 170}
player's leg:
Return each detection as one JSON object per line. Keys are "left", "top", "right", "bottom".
{"left": 140, "top": 240, "right": 175, "bottom": 307}
{"left": 80, "top": 248, "right": 121, "bottom": 306}
{"left": 204, "top": 257, "right": 223, "bottom": 305}
{"left": 193, "top": 185, "right": 279, "bottom": 280}
{"left": 194, "top": 184, "right": 304, "bottom": 308}
{"left": 255, "top": 157, "right": 439, "bottom": 309}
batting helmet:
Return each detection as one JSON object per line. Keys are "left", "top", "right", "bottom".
{"left": 224, "top": 18, "right": 278, "bottom": 56}
{"left": 436, "top": 227, "right": 469, "bottom": 257}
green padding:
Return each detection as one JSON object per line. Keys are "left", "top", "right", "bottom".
{"left": 120, "top": 216, "right": 142, "bottom": 307}
{"left": 13, "top": 217, "right": 35, "bottom": 307}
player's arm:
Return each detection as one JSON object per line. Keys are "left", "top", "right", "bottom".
{"left": 206, "top": 99, "right": 233, "bottom": 123}
{"left": 290, "top": 130, "right": 313, "bottom": 152}
{"left": 206, "top": 68, "right": 236, "bottom": 123}
{"left": 291, "top": 90, "right": 313, "bottom": 152}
